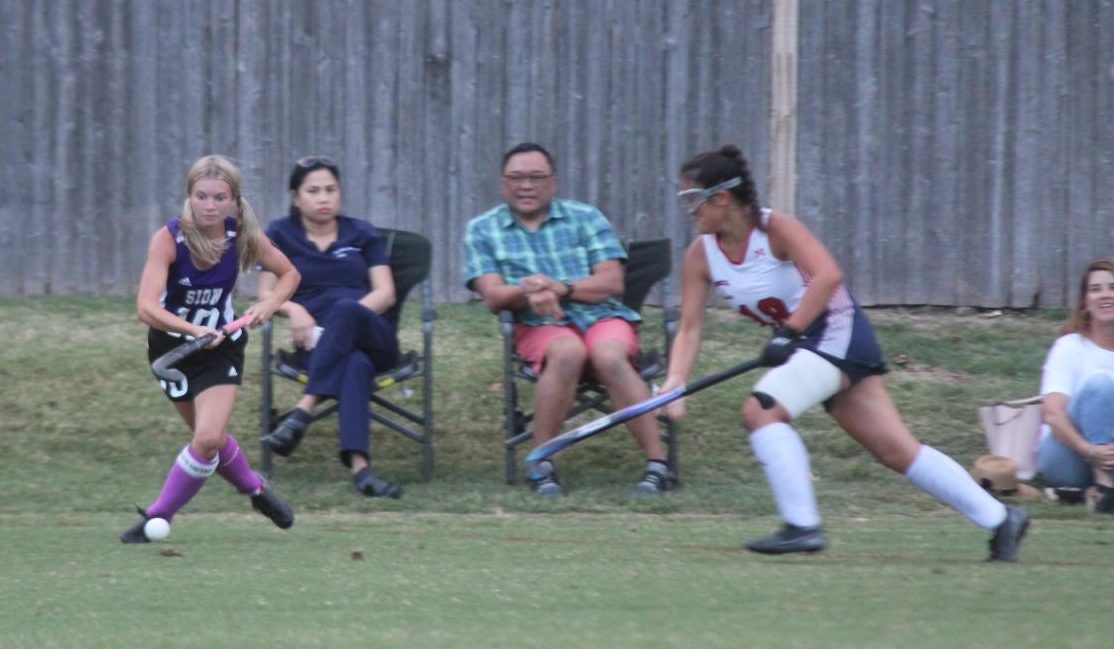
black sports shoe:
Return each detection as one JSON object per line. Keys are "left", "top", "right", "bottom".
{"left": 353, "top": 467, "right": 403, "bottom": 499}
{"left": 251, "top": 476, "right": 295, "bottom": 529}
{"left": 530, "top": 473, "right": 563, "bottom": 497}
{"left": 745, "top": 524, "right": 828, "bottom": 555}
{"left": 120, "top": 506, "right": 152, "bottom": 544}
{"left": 1093, "top": 485, "right": 1114, "bottom": 513}
{"left": 988, "top": 505, "right": 1029, "bottom": 562}
{"left": 526, "top": 460, "right": 564, "bottom": 498}
{"left": 633, "top": 465, "right": 676, "bottom": 496}
{"left": 262, "top": 408, "right": 311, "bottom": 457}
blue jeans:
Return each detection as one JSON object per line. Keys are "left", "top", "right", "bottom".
{"left": 1036, "top": 374, "right": 1114, "bottom": 488}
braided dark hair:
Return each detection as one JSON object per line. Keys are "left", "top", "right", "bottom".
{"left": 680, "top": 145, "right": 759, "bottom": 210}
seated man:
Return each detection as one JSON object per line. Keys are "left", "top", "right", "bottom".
{"left": 463, "top": 142, "right": 673, "bottom": 497}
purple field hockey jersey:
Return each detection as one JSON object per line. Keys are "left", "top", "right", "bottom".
{"left": 162, "top": 216, "right": 241, "bottom": 339}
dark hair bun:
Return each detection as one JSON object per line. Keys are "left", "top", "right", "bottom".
{"left": 719, "top": 145, "right": 743, "bottom": 160}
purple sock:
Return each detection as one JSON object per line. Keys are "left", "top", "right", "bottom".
{"left": 216, "top": 434, "right": 263, "bottom": 494}
{"left": 146, "top": 446, "right": 218, "bottom": 521}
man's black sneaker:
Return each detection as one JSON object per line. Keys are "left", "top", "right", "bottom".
{"left": 988, "top": 505, "right": 1029, "bottom": 561}
{"left": 745, "top": 524, "right": 828, "bottom": 555}
{"left": 1093, "top": 485, "right": 1114, "bottom": 513}
{"left": 261, "top": 408, "right": 310, "bottom": 457}
{"left": 120, "top": 506, "right": 152, "bottom": 544}
{"left": 529, "top": 473, "right": 563, "bottom": 497}
{"left": 353, "top": 468, "right": 403, "bottom": 499}
{"left": 525, "top": 459, "right": 564, "bottom": 498}
{"left": 633, "top": 466, "right": 676, "bottom": 496}
{"left": 251, "top": 477, "right": 295, "bottom": 529}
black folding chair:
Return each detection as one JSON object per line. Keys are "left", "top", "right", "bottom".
{"left": 499, "top": 238, "right": 679, "bottom": 484}
{"left": 259, "top": 228, "right": 435, "bottom": 481}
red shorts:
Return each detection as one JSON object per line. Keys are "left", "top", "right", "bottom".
{"left": 513, "top": 318, "right": 640, "bottom": 375}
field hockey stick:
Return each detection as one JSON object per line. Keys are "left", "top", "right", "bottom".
{"left": 525, "top": 357, "right": 763, "bottom": 465}
{"left": 151, "top": 314, "right": 254, "bottom": 383}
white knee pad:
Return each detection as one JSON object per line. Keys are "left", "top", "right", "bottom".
{"left": 752, "top": 349, "right": 842, "bottom": 418}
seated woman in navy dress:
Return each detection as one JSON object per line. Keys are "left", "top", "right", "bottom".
{"left": 259, "top": 156, "right": 402, "bottom": 498}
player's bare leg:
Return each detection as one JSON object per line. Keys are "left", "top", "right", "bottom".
{"left": 830, "top": 376, "right": 1026, "bottom": 561}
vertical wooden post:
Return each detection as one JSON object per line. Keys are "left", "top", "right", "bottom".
{"left": 769, "top": 0, "right": 798, "bottom": 214}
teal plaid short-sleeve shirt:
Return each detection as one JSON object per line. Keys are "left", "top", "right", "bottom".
{"left": 463, "top": 198, "right": 641, "bottom": 329}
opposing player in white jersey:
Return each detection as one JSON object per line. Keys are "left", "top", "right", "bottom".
{"left": 659, "top": 145, "right": 1029, "bottom": 561}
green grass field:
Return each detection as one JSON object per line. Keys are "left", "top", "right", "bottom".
{"left": 2, "top": 296, "right": 1112, "bottom": 648}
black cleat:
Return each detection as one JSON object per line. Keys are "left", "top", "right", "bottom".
{"left": 262, "top": 408, "right": 310, "bottom": 457}
{"left": 745, "top": 524, "right": 828, "bottom": 555}
{"left": 251, "top": 476, "right": 295, "bottom": 530}
{"left": 352, "top": 468, "right": 403, "bottom": 499}
{"left": 988, "top": 505, "right": 1029, "bottom": 562}
{"left": 633, "top": 466, "right": 676, "bottom": 496}
{"left": 120, "top": 506, "right": 152, "bottom": 544}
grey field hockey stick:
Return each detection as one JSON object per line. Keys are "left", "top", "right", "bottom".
{"left": 525, "top": 357, "right": 763, "bottom": 466}
{"left": 151, "top": 314, "right": 254, "bottom": 383}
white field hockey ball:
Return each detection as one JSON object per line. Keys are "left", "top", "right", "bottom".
{"left": 144, "top": 517, "right": 171, "bottom": 541}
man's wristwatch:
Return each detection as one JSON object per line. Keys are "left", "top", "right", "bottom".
{"left": 561, "top": 280, "right": 575, "bottom": 299}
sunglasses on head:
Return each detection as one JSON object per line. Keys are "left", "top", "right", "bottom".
{"left": 295, "top": 155, "right": 337, "bottom": 169}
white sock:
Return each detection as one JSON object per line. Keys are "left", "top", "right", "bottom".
{"left": 749, "top": 422, "right": 821, "bottom": 527}
{"left": 904, "top": 445, "right": 1007, "bottom": 529}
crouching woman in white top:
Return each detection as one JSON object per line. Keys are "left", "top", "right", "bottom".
{"left": 1037, "top": 259, "right": 1114, "bottom": 511}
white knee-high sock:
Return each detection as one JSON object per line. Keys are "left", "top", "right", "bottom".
{"left": 749, "top": 422, "right": 821, "bottom": 527}
{"left": 904, "top": 445, "right": 1007, "bottom": 529}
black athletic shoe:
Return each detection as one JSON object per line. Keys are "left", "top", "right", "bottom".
{"left": 745, "top": 524, "right": 828, "bottom": 555}
{"left": 262, "top": 408, "right": 311, "bottom": 457}
{"left": 251, "top": 477, "right": 295, "bottom": 530}
{"left": 525, "top": 459, "right": 564, "bottom": 498}
{"left": 1093, "top": 486, "right": 1114, "bottom": 513}
{"left": 523, "top": 459, "right": 562, "bottom": 498}
{"left": 633, "top": 466, "right": 676, "bottom": 496}
{"left": 988, "top": 505, "right": 1029, "bottom": 562}
{"left": 120, "top": 506, "right": 152, "bottom": 544}
{"left": 352, "top": 468, "right": 403, "bottom": 499}
{"left": 529, "top": 473, "right": 563, "bottom": 498}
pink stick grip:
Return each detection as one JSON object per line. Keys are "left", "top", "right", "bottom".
{"left": 223, "top": 314, "right": 254, "bottom": 334}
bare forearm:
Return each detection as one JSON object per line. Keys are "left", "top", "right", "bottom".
{"left": 137, "top": 302, "right": 202, "bottom": 337}
{"left": 665, "top": 328, "right": 703, "bottom": 384}
{"left": 265, "top": 270, "right": 300, "bottom": 313}
{"left": 360, "top": 288, "right": 396, "bottom": 315}
{"left": 1046, "top": 410, "right": 1090, "bottom": 455}
{"left": 562, "top": 276, "right": 620, "bottom": 304}
{"left": 481, "top": 284, "right": 530, "bottom": 313}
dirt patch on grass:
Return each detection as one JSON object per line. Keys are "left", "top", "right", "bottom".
{"left": 888, "top": 364, "right": 970, "bottom": 384}
{"left": 866, "top": 306, "right": 1061, "bottom": 333}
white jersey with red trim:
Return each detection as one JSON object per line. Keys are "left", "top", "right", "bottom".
{"left": 701, "top": 208, "right": 861, "bottom": 362}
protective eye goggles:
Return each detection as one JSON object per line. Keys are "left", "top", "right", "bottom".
{"left": 676, "top": 177, "right": 742, "bottom": 215}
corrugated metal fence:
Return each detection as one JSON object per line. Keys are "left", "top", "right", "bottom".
{"left": 1, "top": 0, "right": 1109, "bottom": 307}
